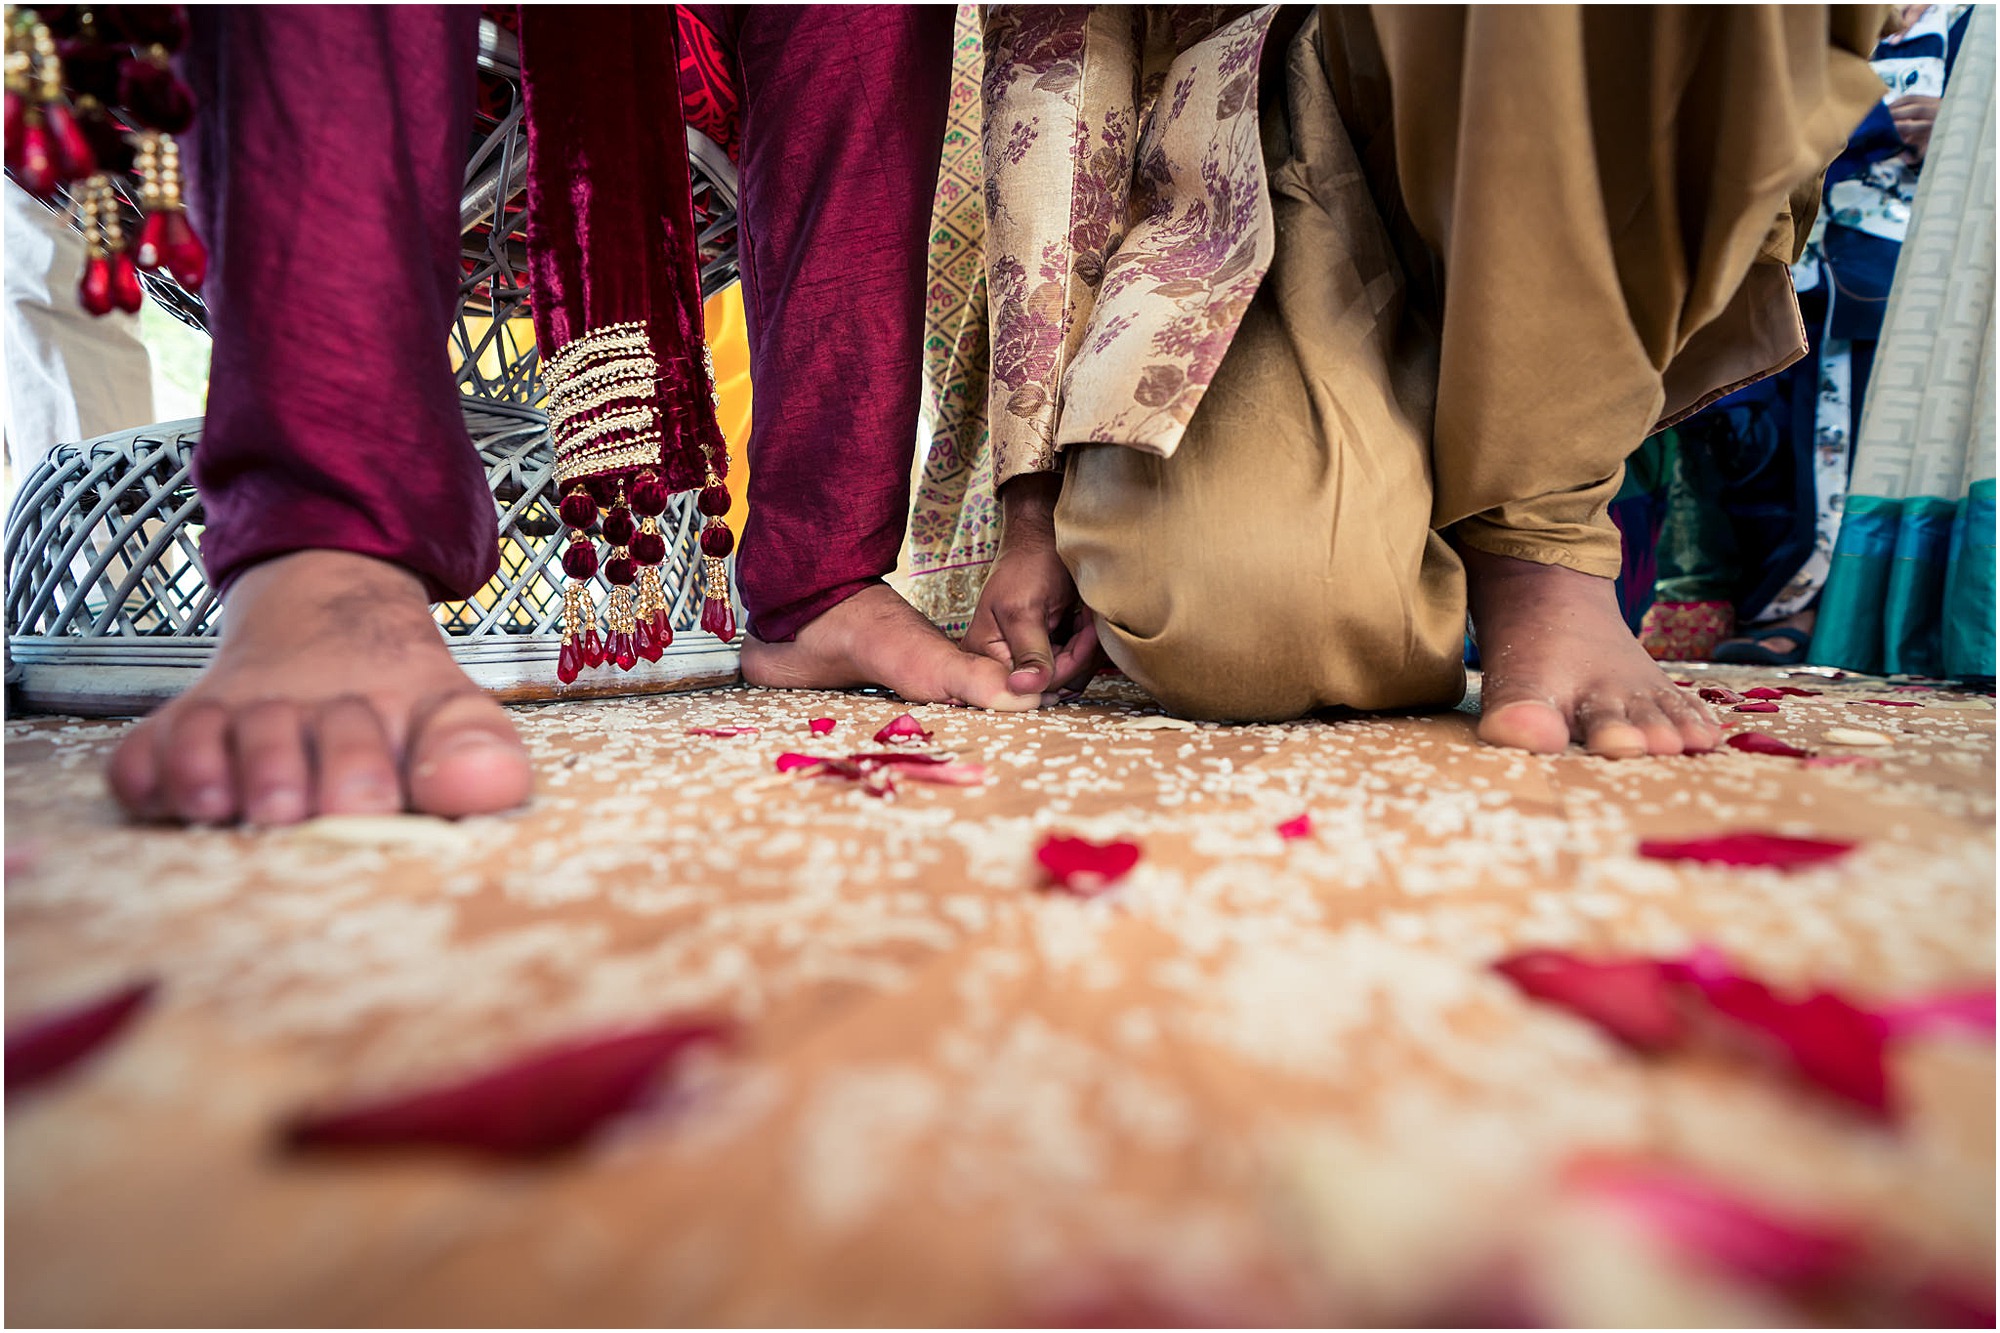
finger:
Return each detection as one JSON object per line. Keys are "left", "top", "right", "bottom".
{"left": 232, "top": 700, "right": 311, "bottom": 825}
{"left": 1048, "top": 616, "right": 1104, "bottom": 693}
{"left": 959, "top": 605, "right": 1014, "bottom": 667}
{"left": 161, "top": 702, "right": 237, "bottom": 824}
{"left": 996, "top": 602, "right": 1057, "bottom": 694}
{"left": 107, "top": 714, "right": 167, "bottom": 820}
{"left": 311, "top": 695, "right": 404, "bottom": 817}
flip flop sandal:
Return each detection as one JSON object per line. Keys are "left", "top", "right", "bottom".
{"left": 1712, "top": 625, "right": 1813, "bottom": 666}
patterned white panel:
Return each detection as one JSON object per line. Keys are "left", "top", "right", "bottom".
{"left": 1851, "top": 4, "right": 1996, "bottom": 501}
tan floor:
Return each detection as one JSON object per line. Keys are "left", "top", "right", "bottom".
{"left": 5, "top": 665, "right": 1994, "bottom": 1326}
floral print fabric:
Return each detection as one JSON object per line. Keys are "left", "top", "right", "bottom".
{"left": 982, "top": 6, "right": 1279, "bottom": 485}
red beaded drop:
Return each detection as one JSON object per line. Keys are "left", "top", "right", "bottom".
{"left": 42, "top": 103, "right": 94, "bottom": 180}
{"left": 79, "top": 255, "right": 114, "bottom": 315}
{"left": 110, "top": 252, "right": 144, "bottom": 313}
{"left": 609, "top": 630, "right": 638, "bottom": 671}
{"left": 634, "top": 616, "right": 660, "bottom": 663}
{"left": 17, "top": 119, "right": 57, "bottom": 197}
{"left": 557, "top": 639, "right": 582, "bottom": 684}
{"left": 652, "top": 608, "right": 673, "bottom": 652}
{"left": 580, "top": 627, "right": 606, "bottom": 669}
{"left": 135, "top": 209, "right": 206, "bottom": 289}
{"left": 701, "top": 596, "right": 736, "bottom": 642}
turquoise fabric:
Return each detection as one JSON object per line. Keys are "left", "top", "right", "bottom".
{"left": 1812, "top": 480, "right": 1997, "bottom": 678}
{"left": 1942, "top": 479, "right": 1996, "bottom": 678}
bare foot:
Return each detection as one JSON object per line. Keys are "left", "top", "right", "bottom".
{"left": 1465, "top": 547, "right": 1721, "bottom": 759}
{"left": 741, "top": 583, "right": 1041, "bottom": 711}
{"left": 106, "top": 550, "right": 533, "bottom": 825}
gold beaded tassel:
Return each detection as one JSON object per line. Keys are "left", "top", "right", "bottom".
{"left": 131, "top": 129, "right": 206, "bottom": 289}
{"left": 632, "top": 516, "right": 671, "bottom": 663}
{"left": 558, "top": 580, "right": 602, "bottom": 685}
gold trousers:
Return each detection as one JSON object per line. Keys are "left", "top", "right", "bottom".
{"left": 1056, "top": 5, "right": 1889, "bottom": 721}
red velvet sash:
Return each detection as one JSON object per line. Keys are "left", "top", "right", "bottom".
{"left": 516, "top": 5, "right": 738, "bottom": 668}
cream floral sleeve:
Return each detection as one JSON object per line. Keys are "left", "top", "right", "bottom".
{"left": 982, "top": 6, "right": 1280, "bottom": 484}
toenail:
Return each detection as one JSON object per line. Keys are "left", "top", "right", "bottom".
{"left": 248, "top": 791, "right": 305, "bottom": 825}
{"left": 185, "top": 786, "right": 230, "bottom": 822}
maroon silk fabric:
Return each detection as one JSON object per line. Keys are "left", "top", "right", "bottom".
{"left": 517, "top": 6, "right": 721, "bottom": 494}
{"left": 182, "top": 5, "right": 952, "bottom": 645}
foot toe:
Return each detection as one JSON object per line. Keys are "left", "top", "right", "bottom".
{"left": 162, "top": 703, "right": 237, "bottom": 824}
{"left": 1664, "top": 695, "right": 1723, "bottom": 753}
{"left": 1625, "top": 698, "right": 1686, "bottom": 757}
{"left": 311, "top": 696, "right": 405, "bottom": 816}
{"left": 1575, "top": 698, "right": 1649, "bottom": 759}
{"left": 1477, "top": 698, "right": 1573, "bottom": 754}
{"left": 233, "top": 700, "right": 311, "bottom": 825}
{"left": 406, "top": 694, "right": 532, "bottom": 818}
{"left": 107, "top": 716, "right": 166, "bottom": 820}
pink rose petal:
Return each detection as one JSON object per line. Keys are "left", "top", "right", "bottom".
{"left": 1036, "top": 834, "right": 1141, "bottom": 897}
{"left": 284, "top": 1016, "right": 734, "bottom": 1156}
{"left": 891, "top": 761, "right": 988, "bottom": 787}
{"left": 873, "top": 712, "right": 933, "bottom": 744}
{"left": 1638, "top": 832, "right": 1856, "bottom": 870}
{"left": 1276, "top": 813, "right": 1313, "bottom": 840}
{"left": 686, "top": 725, "right": 760, "bottom": 737}
{"left": 1700, "top": 687, "right": 1746, "bottom": 705}
{"left": 1875, "top": 987, "right": 1996, "bottom": 1040}
{"left": 1741, "top": 687, "right": 1786, "bottom": 700}
{"left": 1567, "top": 1158, "right": 1865, "bottom": 1293}
{"left": 808, "top": 717, "right": 836, "bottom": 736}
{"left": 5, "top": 979, "right": 157, "bottom": 1097}
{"left": 1725, "top": 732, "right": 1813, "bottom": 759}
{"left": 1733, "top": 700, "right": 1782, "bottom": 713}
{"left": 1494, "top": 950, "right": 1686, "bottom": 1051}
{"left": 775, "top": 752, "right": 828, "bottom": 773}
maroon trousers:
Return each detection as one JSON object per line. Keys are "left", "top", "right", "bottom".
{"left": 181, "top": 5, "right": 952, "bottom": 643}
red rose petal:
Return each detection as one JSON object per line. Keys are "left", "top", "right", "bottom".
{"left": 776, "top": 752, "right": 828, "bottom": 773}
{"left": 1638, "top": 832, "right": 1856, "bottom": 870}
{"left": 1276, "top": 813, "right": 1313, "bottom": 840}
{"left": 284, "top": 1016, "right": 734, "bottom": 1155}
{"left": 873, "top": 712, "right": 933, "bottom": 744}
{"left": 5, "top": 979, "right": 157, "bottom": 1097}
{"left": 808, "top": 717, "right": 836, "bottom": 736}
{"left": 1732, "top": 700, "right": 1782, "bottom": 713}
{"left": 1673, "top": 679, "right": 1696, "bottom": 687}
{"left": 1700, "top": 687, "right": 1746, "bottom": 705}
{"left": 1741, "top": 687, "right": 1786, "bottom": 700}
{"left": 1801, "top": 754, "right": 1881, "bottom": 770}
{"left": 1725, "top": 732, "right": 1813, "bottom": 759}
{"left": 1774, "top": 686, "right": 1823, "bottom": 697}
{"left": 1875, "top": 986, "right": 1996, "bottom": 1040}
{"left": 1036, "top": 834, "right": 1141, "bottom": 897}
{"left": 1494, "top": 950, "right": 1686, "bottom": 1051}
{"left": 1567, "top": 1158, "right": 1865, "bottom": 1293}
{"left": 686, "top": 725, "right": 760, "bottom": 737}
{"left": 1677, "top": 973, "right": 1892, "bottom": 1115}
{"left": 1855, "top": 699, "right": 1921, "bottom": 707}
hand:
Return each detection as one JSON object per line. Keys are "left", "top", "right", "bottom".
{"left": 961, "top": 473, "right": 1104, "bottom": 697}
{"left": 1891, "top": 94, "right": 1941, "bottom": 165}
